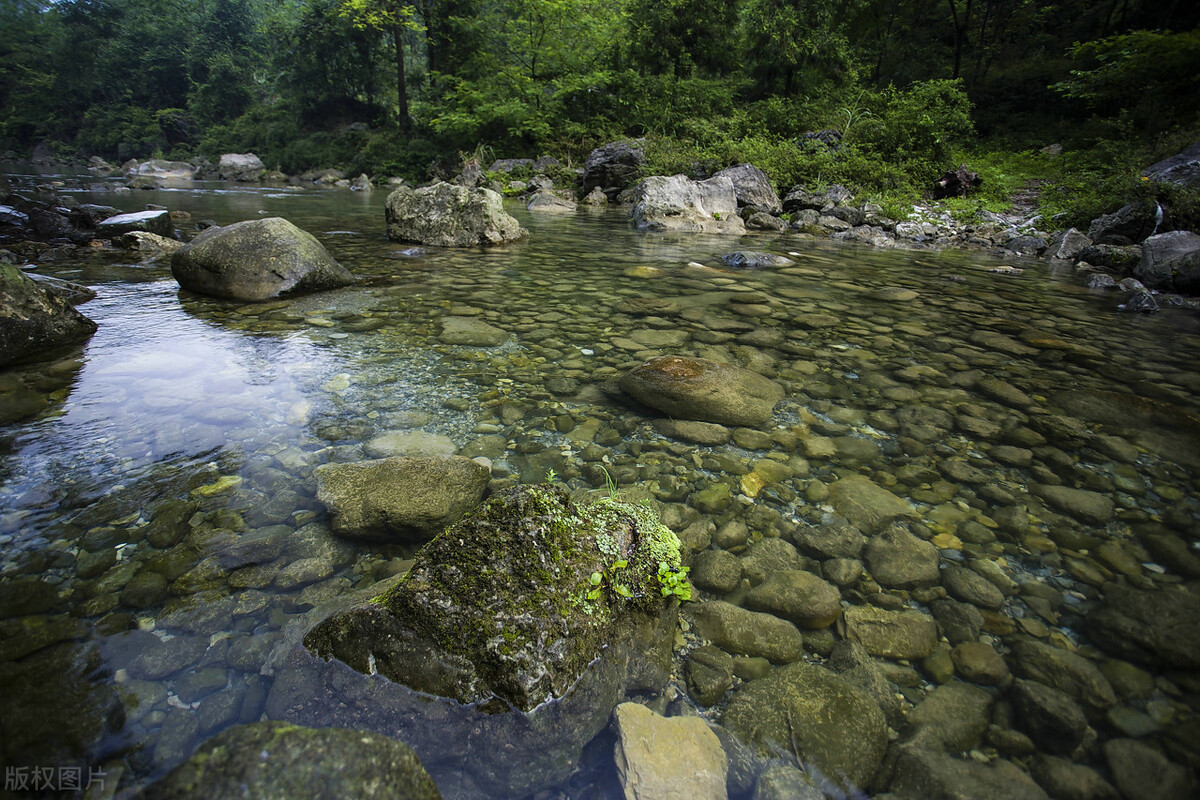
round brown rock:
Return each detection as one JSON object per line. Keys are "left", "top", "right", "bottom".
{"left": 619, "top": 355, "right": 785, "bottom": 428}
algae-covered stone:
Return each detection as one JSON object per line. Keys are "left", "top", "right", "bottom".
{"left": 1009, "top": 638, "right": 1116, "bottom": 710}
{"left": 171, "top": 217, "right": 354, "bottom": 301}
{"left": 268, "top": 485, "right": 684, "bottom": 799}
{"left": 138, "top": 721, "right": 440, "bottom": 800}
{"left": 744, "top": 569, "right": 842, "bottom": 629}
{"left": 620, "top": 355, "right": 785, "bottom": 427}
{"left": 314, "top": 455, "right": 489, "bottom": 542}
{"left": 1086, "top": 584, "right": 1200, "bottom": 668}
{"left": 841, "top": 606, "right": 937, "bottom": 660}
{"left": 385, "top": 182, "right": 526, "bottom": 247}
{"left": 723, "top": 662, "right": 887, "bottom": 791}
{"left": 438, "top": 315, "right": 510, "bottom": 346}
{"left": 864, "top": 524, "right": 939, "bottom": 588}
{"left": 827, "top": 474, "right": 916, "bottom": 534}
{"left": 1, "top": 262, "right": 97, "bottom": 366}
{"left": 687, "top": 600, "right": 804, "bottom": 663}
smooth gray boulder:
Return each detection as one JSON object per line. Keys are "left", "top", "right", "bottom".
{"left": 0, "top": 263, "right": 97, "bottom": 367}
{"left": 1135, "top": 230, "right": 1200, "bottom": 289}
{"left": 137, "top": 721, "right": 440, "bottom": 800}
{"left": 1142, "top": 140, "right": 1200, "bottom": 189}
{"left": 713, "top": 163, "right": 782, "bottom": 214}
{"left": 218, "top": 153, "right": 266, "bottom": 181}
{"left": 385, "top": 182, "right": 526, "bottom": 247}
{"left": 267, "top": 485, "right": 684, "bottom": 799}
{"left": 314, "top": 455, "right": 489, "bottom": 542}
{"left": 721, "top": 251, "right": 795, "bottom": 269}
{"left": 630, "top": 175, "right": 745, "bottom": 234}
{"left": 171, "top": 217, "right": 354, "bottom": 301}
{"left": 1044, "top": 228, "right": 1092, "bottom": 260}
{"left": 619, "top": 355, "right": 784, "bottom": 427}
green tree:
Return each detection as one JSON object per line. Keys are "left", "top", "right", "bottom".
{"left": 339, "top": 0, "right": 423, "bottom": 130}
{"left": 626, "top": 0, "right": 738, "bottom": 76}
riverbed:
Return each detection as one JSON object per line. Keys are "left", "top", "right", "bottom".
{"left": 2, "top": 172, "right": 1199, "bottom": 798}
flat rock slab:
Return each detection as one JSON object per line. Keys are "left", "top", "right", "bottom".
{"left": 612, "top": 703, "right": 727, "bottom": 800}
{"left": 840, "top": 606, "right": 937, "bottom": 660}
{"left": 827, "top": 474, "right": 917, "bottom": 534}
{"left": 439, "top": 315, "right": 510, "bottom": 346}
{"left": 619, "top": 355, "right": 784, "bottom": 428}
{"left": 314, "top": 455, "right": 489, "bottom": 542}
{"left": 96, "top": 209, "right": 173, "bottom": 237}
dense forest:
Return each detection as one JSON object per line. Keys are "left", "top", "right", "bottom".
{"left": 1, "top": 0, "right": 1198, "bottom": 223}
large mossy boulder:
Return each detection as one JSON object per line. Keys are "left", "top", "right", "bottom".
{"left": 171, "top": 217, "right": 354, "bottom": 301}
{"left": 139, "top": 721, "right": 440, "bottom": 800}
{"left": 0, "top": 263, "right": 97, "bottom": 366}
{"left": 314, "top": 455, "right": 490, "bottom": 543}
{"left": 266, "top": 484, "right": 685, "bottom": 799}
{"left": 385, "top": 182, "right": 526, "bottom": 247}
{"left": 619, "top": 355, "right": 784, "bottom": 428}
{"left": 630, "top": 175, "right": 745, "bottom": 234}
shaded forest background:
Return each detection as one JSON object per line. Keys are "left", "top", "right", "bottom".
{"left": 1, "top": 0, "right": 1198, "bottom": 223}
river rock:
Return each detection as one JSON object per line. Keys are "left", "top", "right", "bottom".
{"left": 720, "top": 251, "right": 795, "bottom": 269}
{"left": 582, "top": 140, "right": 644, "bottom": 198}
{"left": 1011, "top": 678, "right": 1089, "bottom": 756}
{"left": 1044, "top": 228, "right": 1092, "bottom": 261}
{"left": 863, "top": 524, "right": 939, "bottom": 588}
{"left": 888, "top": 747, "right": 1051, "bottom": 800}
{"left": 138, "top": 721, "right": 440, "bottom": 800}
{"left": 1085, "top": 584, "right": 1200, "bottom": 668}
{"left": 1009, "top": 638, "right": 1116, "bottom": 710}
{"left": 1030, "top": 755, "right": 1120, "bottom": 800}
{"left": 722, "top": 662, "right": 887, "bottom": 792}
{"left": 841, "top": 606, "right": 937, "bottom": 660}
{"left": 951, "top": 641, "right": 1009, "bottom": 686}
{"left": 1135, "top": 230, "right": 1200, "bottom": 289}
{"left": 439, "top": 315, "right": 510, "bottom": 345}
{"left": 827, "top": 474, "right": 917, "bottom": 533}
{"left": 267, "top": 485, "right": 682, "bottom": 799}
{"left": 941, "top": 563, "right": 1005, "bottom": 610}
{"left": 126, "top": 159, "right": 196, "bottom": 179}
{"left": 1103, "top": 738, "right": 1194, "bottom": 800}
{"left": 0, "top": 263, "right": 97, "bottom": 366}
{"left": 619, "top": 355, "right": 784, "bottom": 427}
{"left": 652, "top": 419, "right": 731, "bottom": 445}
{"left": 171, "top": 217, "right": 355, "bottom": 301}
{"left": 630, "top": 175, "right": 745, "bottom": 234}
{"left": 1031, "top": 485, "right": 1114, "bottom": 525}
{"left": 25, "top": 273, "right": 96, "bottom": 305}
{"left": 752, "top": 763, "right": 822, "bottom": 800}
{"left": 612, "top": 702, "right": 727, "bottom": 800}
{"left": 218, "top": 153, "right": 266, "bottom": 181}
{"left": 526, "top": 191, "right": 576, "bottom": 214}
{"left": 314, "top": 455, "right": 490, "bottom": 542}
{"left": 791, "top": 517, "right": 865, "bottom": 559}
{"left": 687, "top": 600, "right": 804, "bottom": 663}
{"left": 95, "top": 209, "right": 173, "bottom": 238}
{"left": 906, "top": 682, "right": 993, "bottom": 751}
{"left": 713, "top": 163, "right": 782, "bottom": 214}
{"left": 1150, "top": 248, "right": 1200, "bottom": 294}
{"left": 385, "top": 182, "right": 526, "bottom": 247}
{"left": 744, "top": 569, "right": 842, "bottom": 629}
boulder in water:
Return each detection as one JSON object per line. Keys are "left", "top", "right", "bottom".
{"left": 218, "top": 153, "right": 266, "bottom": 181}
{"left": 171, "top": 217, "right": 354, "bottom": 301}
{"left": 266, "top": 484, "right": 685, "bottom": 798}
{"left": 713, "top": 163, "right": 781, "bottom": 214}
{"left": 619, "top": 355, "right": 784, "bottom": 427}
{"left": 582, "top": 140, "right": 645, "bottom": 199}
{"left": 384, "top": 182, "right": 526, "bottom": 247}
{"left": 630, "top": 175, "right": 745, "bottom": 234}
{"left": 0, "top": 263, "right": 97, "bottom": 367}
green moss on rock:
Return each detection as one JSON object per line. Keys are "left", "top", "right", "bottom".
{"left": 305, "top": 484, "right": 683, "bottom": 713}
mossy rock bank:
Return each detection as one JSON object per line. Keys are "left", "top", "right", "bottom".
{"left": 266, "top": 484, "right": 684, "bottom": 799}
{"left": 0, "top": 262, "right": 97, "bottom": 367}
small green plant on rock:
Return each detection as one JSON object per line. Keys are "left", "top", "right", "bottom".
{"left": 657, "top": 561, "right": 693, "bottom": 601}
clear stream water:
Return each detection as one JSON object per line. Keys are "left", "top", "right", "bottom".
{"left": 1, "top": 173, "right": 1198, "bottom": 798}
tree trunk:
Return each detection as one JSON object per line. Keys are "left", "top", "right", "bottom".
{"left": 392, "top": 23, "right": 410, "bottom": 132}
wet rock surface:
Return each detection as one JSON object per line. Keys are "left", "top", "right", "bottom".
{"left": 384, "top": 182, "right": 526, "bottom": 247}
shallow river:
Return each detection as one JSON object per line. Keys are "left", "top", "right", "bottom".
{"left": 1, "top": 173, "right": 1198, "bottom": 798}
